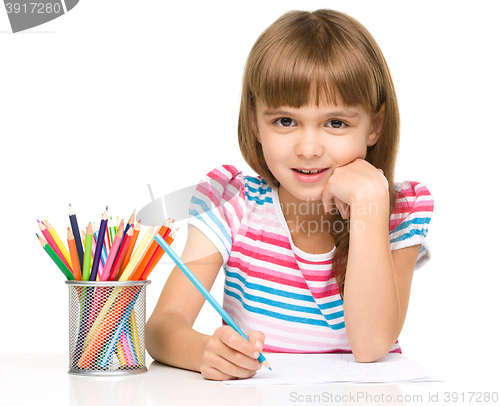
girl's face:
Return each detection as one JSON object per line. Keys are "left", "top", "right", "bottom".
{"left": 252, "top": 97, "right": 384, "bottom": 205}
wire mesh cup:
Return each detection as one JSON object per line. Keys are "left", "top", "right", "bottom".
{"left": 66, "top": 280, "right": 151, "bottom": 376}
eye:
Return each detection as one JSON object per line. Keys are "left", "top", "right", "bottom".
{"left": 325, "top": 119, "right": 346, "bottom": 129}
{"left": 275, "top": 117, "right": 297, "bottom": 127}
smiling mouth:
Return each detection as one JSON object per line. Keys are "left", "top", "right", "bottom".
{"left": 292, "top": 168, "right": 327, "bottom": 174}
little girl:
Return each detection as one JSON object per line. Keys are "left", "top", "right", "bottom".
{"left": 146, "top": 9, "right": 433, "bottom": 381}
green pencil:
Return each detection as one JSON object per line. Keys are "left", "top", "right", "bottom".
{"left": 37, "top": 233, "right": 75, "bottom": 280}
{"left": 82, "top": 222, "right": 93, "bottom": 281}
{"left": 109, "top": 216, "right": 116, "bottom": 244}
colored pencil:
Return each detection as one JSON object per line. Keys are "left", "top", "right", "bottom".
{"left": 119, "top": 221, "right": 141, "bottom": 278}
{"left": 99, "top": 290, "right": 140, "bottom": 367}
{"left": 94, "top": 222, "right": 108, "bottom": 267}
{"left": 109, "top": 217, "right": 116, "bottom": 244}
{"left": 128, "top": 310, "right": 142, "bottom": 364}
{"left": 37, "top": 233, "right": 74, "bottom": 280}
{"left": 129, "top": 219, "right": 170, "bottom": 281}
{"left": 90, "top": 208, "right": 108, "bottom": 281}
{"left": 91, "top": 230, "right": 104, "bottom": 279}
{"left": 38, "top": 221, "right": 72, "bottom": 271}
{"left": 140, "top": 228, "right": 178, "bottom": 280}
{"left": 67, "top": 227, "right": 82, "bottom": 280}
{"left": 107, "top": 226, "right": 134, "bottom": 281}
{"left": 118, "top": 225, "right": 155, "bottom": 281}
{"left": 105, "top": 219, "right": 111, "bottom": 253}
{"left": 82, "top": 223, "right": 93, "bottom": 281}
{"left": 124, "top": 210, "right": 136, "bottom": 235}
{"left": 120, "top": 331, "right": 134, "bottom": 366}
{"left": 69, "top": 204, "right": 84, "bottom": 271}
{"left": 45, "top": 220, "right": 72, "bottom": 270}
{"left": 154, "top": 235, "right": 271, "bottom": 370}
{"left": 100, "top": 220, "right": 124, "bottom": 281}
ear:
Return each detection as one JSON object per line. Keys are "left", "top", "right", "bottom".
{"left": 367, "top": 103, "right": 385, "bottom": 147}
{"left": 250, "top": 108, "right": 261, "bottom": 143}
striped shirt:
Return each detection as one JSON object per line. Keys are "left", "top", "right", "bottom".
{"left": 187, "top": 165, "right": 434, "bottom": 354}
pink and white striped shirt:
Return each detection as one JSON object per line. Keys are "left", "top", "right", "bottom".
{"left": 187, "top": 165, "right": 434, "bottom": 354}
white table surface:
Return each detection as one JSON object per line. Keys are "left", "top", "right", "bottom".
{"left": 0, "top": 352, "right": 497, "bottom": 406}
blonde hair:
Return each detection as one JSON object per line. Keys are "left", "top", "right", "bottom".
{"left": 238, "top": 9, "right": 400, "bottom": 298}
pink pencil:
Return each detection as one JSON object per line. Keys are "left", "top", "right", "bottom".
{"left": 120, "top": 331, "right": 134, "bottom": 365}
{"left": 100, "top": 220, "right": 124, "bottom": 281}
{"left": 38, "top": 220, "right": 72, "bottom": 270}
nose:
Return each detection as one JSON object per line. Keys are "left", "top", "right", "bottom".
{"left": 294, "top": 129, "right": 324, "bottom": 159}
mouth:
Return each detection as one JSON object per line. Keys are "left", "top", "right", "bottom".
{"left": 291, "top": 167, "right": 329, "bottom": 183}
{"left": 292, "top": 168, "right": 328, "bottom": 175}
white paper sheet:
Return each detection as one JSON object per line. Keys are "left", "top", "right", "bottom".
{"left": 224, "top": 353, "right": 438, "bottom": 385}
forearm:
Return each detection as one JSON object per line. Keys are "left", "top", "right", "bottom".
{"left": 146, "top": 308, "right": 209, "bottom": 372}
{"left": 343, "top": 192, "right": 400, "bottom": 362}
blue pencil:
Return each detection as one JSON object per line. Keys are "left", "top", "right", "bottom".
{"left": 154, "top": 235, "right": 271, "bottom": 370}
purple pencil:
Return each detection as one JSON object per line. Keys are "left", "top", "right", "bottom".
{"left": 89, "top": 207, "right": 108, "bottom": 281}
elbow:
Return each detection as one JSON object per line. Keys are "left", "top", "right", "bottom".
{"left": 352, "top": 349, "right": 386, "bottom": 363}
{"left": 350, "top": 338, "right": 396, "bottom": 363}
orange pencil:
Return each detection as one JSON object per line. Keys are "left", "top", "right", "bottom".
{"left": 129, "top": 219, "right": 170, "bottom": 281}
{"left": 67, "top": 227, "right": 82, "bottom": 280}
{"left": 137, "top": 221, "right": 174, "bottom": 280}
{"left": 117, "top": 221, "right": 141, "bottom": 280}
{"left": 140, "top": 228, "right": 178, "bottom": 280}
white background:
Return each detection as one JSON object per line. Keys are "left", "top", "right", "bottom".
{"left": 1, "top": 0, "right": 498, "bottom": 389}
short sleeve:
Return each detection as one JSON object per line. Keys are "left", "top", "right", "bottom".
{"left": 186, "top": 165, "right": 246, "bottom": 265}
{"left": 389, "top": 181, "right": 434, "bottom": 269}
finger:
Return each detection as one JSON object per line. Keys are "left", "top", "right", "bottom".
{"left": 333, "top": 197, "right": 350, "bottom": 219}
{"left": 322, "top": 192, "right": 334, "bottom": 214}
{"left": 220, "top": 328, "right": 264, "bottom": 363}
{"left": 202, "top": 336, "right": 260, "bottom": 380}
{"left": 201, "top": 363, "right": 257, "bottom": 381}
{"left": 218, "top": 356, "right": 260, "bottom": 379}
{"left": 246, "top": 330, "right": 265, "bottom": 353}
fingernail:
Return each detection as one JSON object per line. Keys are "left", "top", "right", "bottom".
{"left": 255, "top": 340, "right": 263, "bottom": 352}
{"left": 252, "top": 351, "right": 260, "bottom": 359}
{"left": 257, "top": 363, "right": 262, "bottom": 370}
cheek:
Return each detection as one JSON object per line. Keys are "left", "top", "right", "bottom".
{"left": 328, "top": 138, "right": 367, "bottom": 163}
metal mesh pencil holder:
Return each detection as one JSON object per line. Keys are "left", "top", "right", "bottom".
{"left": 66, "top": 280, "right": 151, "bottom": 376}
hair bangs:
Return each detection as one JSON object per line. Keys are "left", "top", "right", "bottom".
{"left": 247, "top": 12, "right": 382, "bottom": 112}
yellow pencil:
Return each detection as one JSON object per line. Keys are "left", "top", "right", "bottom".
{"left": 118, "top": 225, "right": 155, "bottom": 281}
{"left": 45, "top": 220, "right": 73, "bottom": 269}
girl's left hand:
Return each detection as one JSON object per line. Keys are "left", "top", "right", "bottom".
{"left": 321, "top": 158, "right": 388, "bottom": 219}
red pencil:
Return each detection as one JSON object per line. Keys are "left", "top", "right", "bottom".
{"left": 107, "top": 226, "right": 134, "bottom": 281}
{"left": 38, "top": 220, "right": 72, "bottom": 270}
{"left": 117, "top": 221, "right": 141, "bottom": 280}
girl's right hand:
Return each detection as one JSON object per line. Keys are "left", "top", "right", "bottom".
{"left": 200, "top": 325, "right": 265, "bottom": 380}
